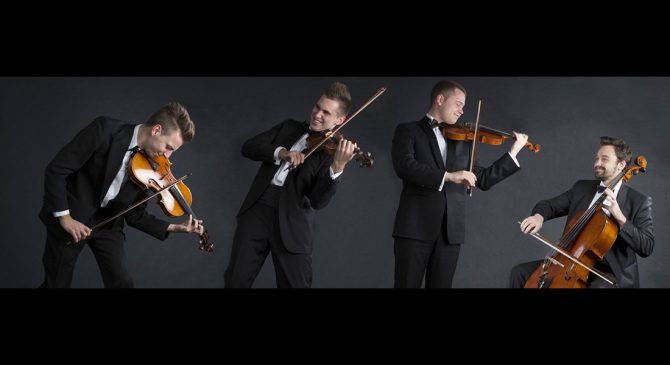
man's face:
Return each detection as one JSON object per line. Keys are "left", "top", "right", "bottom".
{"left": 145, "top": 124, "right": 183, "bottom": 159}
{"left": 594, "top": 145, "right": 625, "bottom": 181}
{"left": 309, "top": 96, "right": 345, "bottom": 132}
{"left": 437, "top": 88, "right": 465, "bottom": 125}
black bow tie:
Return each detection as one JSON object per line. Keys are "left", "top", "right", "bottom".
{"left": 303, "top": 122, "right": 325, "bottom": 136}
{"left": 429, "top": 120, "right": 446, "bottom": 130}
{"left": 128, "top": 146, "right": 140, "bottom": 153}
{"left": 597, "top": 185, "right": 607, "bottom": 193}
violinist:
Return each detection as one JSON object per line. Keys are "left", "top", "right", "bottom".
{"left": 391, "top": 80, "right": 531, "bottom": 288}
{"left": 224, "top": 82, "right": 357, "bottom": 288}
{"left": 512, "top": 136, "right": 654, "bottom": 288}
{"left": 39, "top": 102, "right": 205, "bottom": 288}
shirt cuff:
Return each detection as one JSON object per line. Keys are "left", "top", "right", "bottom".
{"left": 53, "top": 210, "right": 70, "bottom": 218}
{"left": 508, "top": 152, "right": 520, "bottom": 167}
{"left": 438, "top": 171, "right": 447, "bottom": 191}
{"left": 329, "top": 167, "right": 343, "bottom": 180}
{"left": 273, "top": 147, "right": 285, "bottom": 166}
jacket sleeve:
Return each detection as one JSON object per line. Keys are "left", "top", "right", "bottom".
{"left": 473, "top": 152, "right": 521, "bottom": 191}
{"left": 241, "top": 120, "right": 287, "bottom": 163}
{"left": 124, "top": 200, "right": 171, "bottom": 241}
{"left": 43, "top": 117, "right": 108, "bottom": 213}
{"left": 391, "top": 123, "right": 446, "bottom": 189}
{"left": 619, "top": 195, "right": 654, "bottom": 257}
{"left": 306, "top": 157, "right": 339, "bottom": 210}
{"left": 531, "top": 182, "right": 577, "bottom": 221}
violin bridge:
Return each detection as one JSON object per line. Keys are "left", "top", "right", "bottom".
{"left": 545, "top": 256, "right": 564, "bottom": 268}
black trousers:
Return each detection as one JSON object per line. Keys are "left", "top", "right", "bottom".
{"left": 40, "top": 217, "right": 132, "bottom": 288}
{"left": 510, "top": 259, "right": 615, "bottom": 288}
{"left": 394, "top": 233, "right": 461, "bottom": 288}
{"left": 224, "top": 185, "right": 312, "bottom": 288}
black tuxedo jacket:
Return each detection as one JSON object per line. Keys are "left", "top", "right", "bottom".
{"left": 40, "top": 116, "right": 169, "bottom": 240}
{"left": 532, "top": 180, "right": 654, "bottom": 288}
{"left": 237, "top": 119, "right": 339, "bottom": 254}
{"left": 392, "top": 116, "right": 520, "bottom": 244}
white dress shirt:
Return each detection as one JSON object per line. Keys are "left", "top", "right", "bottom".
{"left": 271, "top": 131, "right": 342, "bottom": 187}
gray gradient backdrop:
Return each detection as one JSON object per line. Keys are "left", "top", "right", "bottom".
{"left": 1, "top": 77, "right": 667, "bottom": 288}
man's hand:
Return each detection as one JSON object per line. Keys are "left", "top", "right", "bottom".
{"left": 279, "top": 148, "right": 305, "bottom": 168}
{"left": 602, "top": 188, "right": 627, "bottom": 226}
{"left": 59, "top": 214, "right": 92, "bottom": 243}
{"left": 520, "top": 213, "right": 544, "bottom": 234}
{"left": 331, "top": 138, "right": 356, "bottom": 173}
{"left": 445, "top": 170, "right": 477, "bottom": 188}
{"left": 168, "top": 215, "right": 205, "bottom": 235}
{"left": 509, "top": 131, "right": 529, "bottom": 158}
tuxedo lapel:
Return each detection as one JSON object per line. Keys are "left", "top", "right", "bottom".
{"left": 282, "top": 121, "right": 309, "bottom": 149}
{"left": 419, "top": 118, "right": 446, "bottom": 170}
{"left": 575, "top": 181, "right": 599, "bottom": 214}
{"left": 100, "top": 125, "right": 135, "bottom": 204}
{"left": 616, "top": 184, "right": 630, "bottom": 217}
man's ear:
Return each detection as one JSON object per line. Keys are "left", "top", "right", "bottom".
{"left": 620, "top": 160, "right": 627, "bottom": 170}
{"left": 151, "top": 124, "right": 162, "bottom": 136}
{"left": 436, "top": 93, "right": 445, "bottom": 107}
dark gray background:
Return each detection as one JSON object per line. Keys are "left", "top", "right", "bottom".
{"left": 1, "top": 77, "right": 667, "bottom": 288}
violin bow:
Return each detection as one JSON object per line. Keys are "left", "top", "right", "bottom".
{"left": 517, "top": 221, "right": 617, "bottom": 286}
{"left": 65, "top": 174, "right": 191, "bottom": 245}
{"left": 466, "top": 98, "right": 483, "bottom": 197}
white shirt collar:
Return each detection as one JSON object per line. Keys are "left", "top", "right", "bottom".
{"left": 599, "top": 180, "right": 623, "bottom": 195}
{"left": 129, "top": 124, "right": 140, "bottom": 150}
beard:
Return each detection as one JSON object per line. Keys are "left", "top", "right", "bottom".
{"left": 594, "top": 168, "right": 609, "bottom": 181}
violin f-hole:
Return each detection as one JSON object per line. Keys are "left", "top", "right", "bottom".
{"left": 563, "top": 263, "right": 576, "bottom": 280}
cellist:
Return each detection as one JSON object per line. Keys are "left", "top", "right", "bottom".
{"left": 513, "top": 136, "right": 654, "bottom": 288}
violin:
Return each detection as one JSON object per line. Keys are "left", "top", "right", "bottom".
{"left": 450, "top": 98, "right": 538, "bottom": 196}
{"left": 442, "top": 123, "right": 541, "bottom": 153}
{"left": 306, "top": 130, "right": 374, "bottom": 168}
{"left": 128, "top": 150, "right": 214, "bottom": 252}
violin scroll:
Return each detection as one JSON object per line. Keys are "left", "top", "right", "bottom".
{"left": 526, "top": 142, "right": 541, "bottom": 153}
{"left": 199, "top": 231, "right": 215, "bottom": 252}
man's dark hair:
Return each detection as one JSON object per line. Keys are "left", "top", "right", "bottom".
{"left": 430, "top": 80, "right": 467, "bottom": 106}
{"left": 600, "top": 136, "right": 632, "bottom": 166}
{"left": 146, "top": 102, "right": 195, "bottom": 142}
{"left": 323, "top": 82, "right": 352, "bottom": 116}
